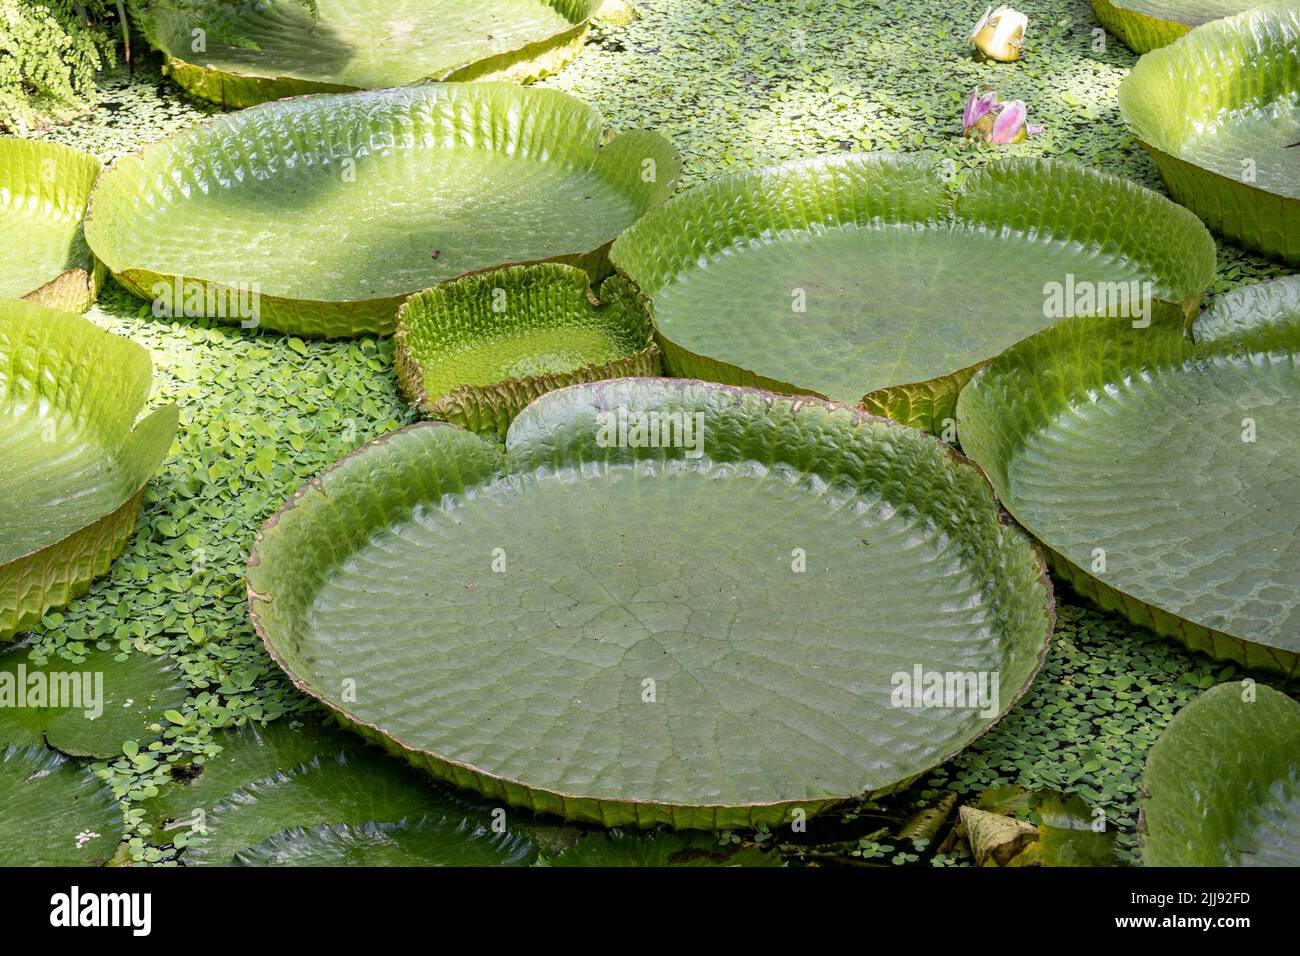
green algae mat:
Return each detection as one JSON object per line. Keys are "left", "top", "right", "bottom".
{"left": 84, "top": 83, "right": 680, "bottom": 338}
{"left": 958, "top": 275, "right": 1300, "bottom": 676}
{"left": 0, "top": 138, "right": 102, "bottom": 313}
{"left": 0, "top": 299, "right": 178, "bottom": 641}
{"left": 395, "top": 263, "right": 659, "bottom": 437}
{"left": 248, "top": 379, "right": 1053, "bottom": 829}
{"left": 140, "top": 0, "right": 603, "bottom": 108}
{"left": 609, "top": 153, "right": 1215, "bottom": 434}
{"left": 1092, "top": 0, "right": 1258, "bottom": 52}
{"left": 1119, "top": 2, "right": 1300, "bottom": 263}
{"left": 1141, "top": 683, "right": 1300, "bottom": 866}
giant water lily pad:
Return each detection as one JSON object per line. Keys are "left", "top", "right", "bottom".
{"left": 0, "top": 300, "right": 178, "bottom": 642}
{"left": 0, "top": 744, "right": 122, "bottom": 866}
{"left": 609, "top": 154, "right": 1214, "bottom": 435}
{"left": 0, "top": 138, "right": 102, "bottom": 313}
{"left": 85, "top": 83, "right": 679, "bottom": 338}
{"left": 141, "top": 0, "right": 603, "bottom": 108}
{"left": 1092, "top": 0, "right": 1258, "bottom": 52}
{"left": 957, "top": 275, "right": 1300, "bottom": 675}
{"left": 1119, "top": 2, "right": 1300, "bottom": 263}
{"left": 395, "top": 263, "right": 659, "bottom": 437}
{"left": 1142, "top": 682, "right": 1300, "bottom": 866}
{"left": 247, "top": 378, "right": 1053, "bottom": 829}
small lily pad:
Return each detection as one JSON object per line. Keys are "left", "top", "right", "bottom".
{"left": 395, "top": 264, "right": 659, "bottom": 437}
{"left": 1142, "top": 682, "right": 1300, "bottom": 866}
{"left": 1119, "top": 3, "right": 1300, "bottom": 262}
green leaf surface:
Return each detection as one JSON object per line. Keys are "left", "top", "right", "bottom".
{"left": 1119, "top": 2, "right": 1300, "bottom": 262}
{"left": 1091, "top": 0, "right": 1255, "bottom": 52}
{"left": 609, "top": 153, "right": 1213, "bottom": 433}
{"left": 537, "top": 829, "right": 784, "bottom": 867}
{"left": 142, "top": 718, "right": 352, "bottom": 826}
{"left": 184, "top": 744, "right": 535, "bottom": 866}
{"left": 247, "top": 378, "right": 1053, "bottom": 828}
{"left": 0, "top": 299, "right": 179, "bottom": 640}
{"left": 395, "top": 263, "right": 659, "bottom": 437}
{"left": 957, "top": 275, "right": 1300, "bottom": 674}
{"left": 232, "top": 816, "right": 536, "bottom": 866}
{"left": 0, "top": 137, "right": 102, "bottom": 312}
{"left": 142, "top": 0, "right": 603, "bottom": 108}
{"left": 84, "top": 83, "right": 681, "bottom": 337}
{"left": 0, "top": 744, "right": 122, "bottom": 866}
{"left": 151, "top": 715, "right": 551, "bottom": 866}
{"left": 0, "top": 645, "right": 187, "bottom": 758}
{"left": 1142, "top": 683, "right": 1300, "bottom": 866}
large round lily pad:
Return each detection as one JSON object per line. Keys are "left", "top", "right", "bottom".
{"left": 608, "top": 153, "right": 1214, "bottom": 435}
{"left": 248, "top": 378, "right": 1053, "bottom": 829}
{"left": 0, "top": 138, "right": 102, "bottom": 313}
{"left": 395, "top": 263, "right": 660, "bottom": 437}
{"left": 957, "top": 275, "right": 1300, "bottom": 675}
{"left": 0, "top": 300, "right": 178, "bottom": 641}
{"left": 1142, "top": 682, "right": 1300, "bottom": 866}
{"left": 140, "top": 0, "right": 603, "bottom": 109}
{"left": 84, "top": 83, "right": 681, "bottom": 338}
{"left": 1092, "top": 0, "right": 1257, "bottom": 52}
{"left": 1119, "top": 2, "right": 1300, "bottom": 263}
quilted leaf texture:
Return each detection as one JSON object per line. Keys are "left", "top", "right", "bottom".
{"left": 958, "top": 275, "right": 1300, "bottom": 675}
{"left": 0, "top": 299, "right": 178, "bottom": 640}
{"left": 1091, "top": 0, "right": 1255, "bottom": 53}
{"left": 140, "top": 0, "right": 603, "bottom": 108}
{"left": 84, "top": 83, "right": 681, "bottom": 338}
{"left": 247, "top": 378, "right": 1053, "bottom": 829}
{"left": 1119, "top": 2, "right": 1300, "bottom": 263}
{"left": 395, "top": 263, "right": 660, "bottom": 437}
{"left": 608, "top": 153, "right": 1214, "bottom": 435}
{"left": 0, "top": 138, "right": 102, "bottom": 313}
{"left": 1142, "top": 683, "right": 1300, "bottom": 866}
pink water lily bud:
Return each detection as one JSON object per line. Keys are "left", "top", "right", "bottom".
{"left": 970, "top": 5, "right": 1028, "bottom": 62}
{"left": 962, "top": 86, "right": 1001, "bottom": 136}
{"left": 988, "top": 99, "right": 1031, "bottom": 144}
{"left": 961, "top": 87, "right": 1043, "bottom": 145}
